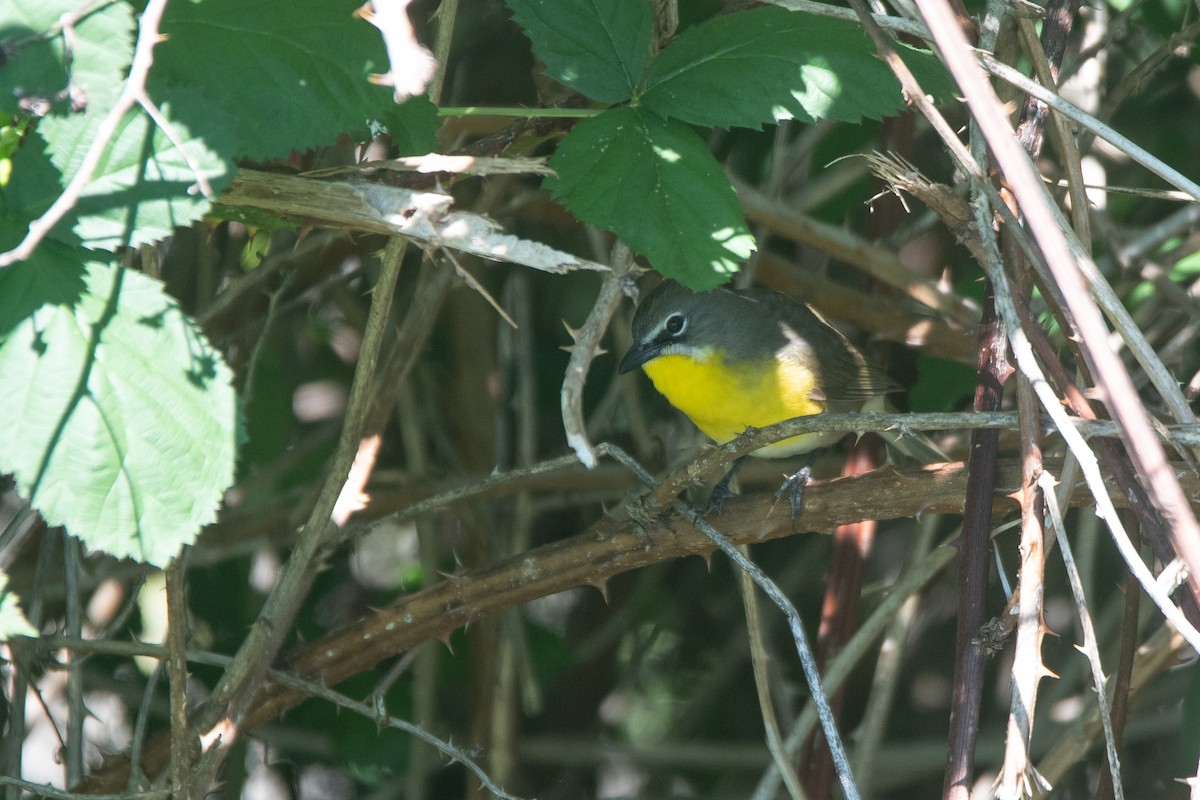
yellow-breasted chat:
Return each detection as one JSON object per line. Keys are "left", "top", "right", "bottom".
{"left": 618, "top": 279, "right": 902, "bottom": 512}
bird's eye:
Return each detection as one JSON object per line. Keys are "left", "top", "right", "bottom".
{"left": 665, "top": 313, "right": 686, "bottom": 336}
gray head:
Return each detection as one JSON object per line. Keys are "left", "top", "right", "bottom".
{"left": 618, "top": 280, "right": 778, "bottom": 373}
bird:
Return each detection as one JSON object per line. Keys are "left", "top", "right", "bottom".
{"left": 618, "top": 279, "right": 902, "bottom": 515}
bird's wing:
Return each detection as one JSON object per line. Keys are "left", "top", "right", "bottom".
{"left": 773, "top": 299, "right": 900, "bottom": 403}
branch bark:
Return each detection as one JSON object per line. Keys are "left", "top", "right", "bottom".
{"left": 76, "top": 457, "right": 1200, "bottom": 793}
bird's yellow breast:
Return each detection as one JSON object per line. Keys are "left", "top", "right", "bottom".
{"left": 642, "top": 351, "right": 829, "bottom": 457}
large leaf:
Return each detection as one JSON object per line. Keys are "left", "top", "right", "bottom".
{"left": 0, "top": 249, "right": 238, "bottom": 566}
{"left": 0, "top": 0, "right": 134, "bottom": 116}
{"left": 150, "top": 0, "right": 439, "bottom": 160}
{"left": 506, "top": 0, "right": 652, "bottom": 103}
{"left": 640, "top": 6, "right": 949, "bottom": 127}
{"left": 548, "top": 107, "right": 754, "bottom": 289}
{"left": 38, "top": 93, "right": 237, "bottom": 250}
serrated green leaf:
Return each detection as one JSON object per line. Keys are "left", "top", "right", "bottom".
{"left": 506, "top": 0, "right": 652, "bottom": 103}
{"left": 640, "top": 7, "right": 945, "bottom": 127}
{"left": 0, "top": 248, "right": 238, "bottom": 567}
{"left": 0, "top": 0, "right": 133, "bottom": 117}
{"left": 0, "top": 572, "right": 36, "bottom": 642}
{"left": 548, "top": 107, "right": 753, "bottom": 289}
{"left": 1, "top": 128, "right": 74, "bottom": 238}
{"left": 150, "top": 0, "right": 439, "bottom": 160}
{"left": 37, "top": 94, "right": 236, "bottom": 250}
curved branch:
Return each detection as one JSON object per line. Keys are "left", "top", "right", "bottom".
{"left": 77, "top": 457, "right": 1200, "bottom": 793}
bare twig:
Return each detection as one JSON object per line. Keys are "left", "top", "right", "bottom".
{"left": 73, "top": 451, "right": 1200, "bottom": 794}
{"left": 44, "top": 639, "right": 525, "bottom": 800}
{"left": 427, "top": 0, "right": 460, "bottom": 104}
{"left": 755, "top": 252, "right": 977, "bottom": 363}
{"left": 995, "top": 5, "right": 1074, "bottom": 789}
{"left": 187, "top": 237, "right": 409, "bottom": 778}
{"left": 765, "top": 0, "right": 932, "bottom": 40}
{"left": 755, "top": 522, "right": 960, "bottom": 800}
{"left": 738, "top": 553, "right": 808, "bottom": 800}
{"left": 0, "top": 0, "right": 173, "bottom": 268}
{"left": 301, "top": 154, "right": 553, "bottom": 179}
{"left": 995, "top": 373, "right": 1050, "bottom": 798}
{"left": 1015, "top": 15, "right": 1090, "bottom": 247}
{"left": 980, "top": 51, "right": 1200, "bottom": 203}
{"left": 915, "top": 0, "right": 1200, "bottom": 648}
{"left": 128, "top": 663, "right": 162, "bottom": 792}
{"left": 1095, "top": 513, "right": 1141, "bottom": 800}
{"left": 562, "top": 243, "right": 635, "bottom": 467}
{"left": 63, "top": 535, "right": 85, "bottom": 788}
{"left": 218, "top": 169, "right": 609, "bottom": 275}
{"left": 851, "top": 514, "right": 939, "bottom": 782}
{"left": 164, "top": 555, "right": 195, "bottom": 800}
{"left": 682, "top": 509, "right": 862, "bottom": 800}
{"left": 135, "top": 92, "right": 215, "bottom": 199}
{"left": 736, "top": 181, "right": 980, "bottom": 329}
{"left": 0, "top": 777, "right": 168, "bottom": 800}
{"left": 1040, "top": 472, "right": 1124, "bottom": 800}
{"left": 974, "top": 194, "right": 1200, "bottom": 653}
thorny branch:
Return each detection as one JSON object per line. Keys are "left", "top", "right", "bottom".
{"left": 77, "top": 455, "right": 1200, "bottom": 794}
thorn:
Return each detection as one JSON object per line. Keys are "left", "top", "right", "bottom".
{"left": 589, "top": 580, "right": 610, "bottom": 604}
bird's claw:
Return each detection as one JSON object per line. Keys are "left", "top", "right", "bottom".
{"left": 773, "top": 464, "right": 813, "bottom": 524}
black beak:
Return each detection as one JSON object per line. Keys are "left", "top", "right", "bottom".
{"left": 618, "top": 341, "right": 662, "bottom": 374}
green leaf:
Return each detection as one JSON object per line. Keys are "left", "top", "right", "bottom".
{"left": 640, "top": 7, "right": 945, "bottom": 127}
{"left": 0, "top": 0, "right": 134, "bottom": 117}
{"left": 377, "top": 95, "right": 442, "bottom": 156}
{"left": 506, "top": 0, "right": 652, "bottom": 103}
{"left": 548, "top": 107, "right": 754, "bottom": 289}
{"left": 0, "top": 572, "right": 36, "bottom": 642}
{"left": 150, "top": 0, "right": 440, "bottom": 160}
{"left": 1, "top": 128, "right": 74, "bottom": 239}
{"left": 38, "top": 92, "right": 236, "bottom": 250}
{"left": 0, "top": 248, "right": 238, "bottom": 567}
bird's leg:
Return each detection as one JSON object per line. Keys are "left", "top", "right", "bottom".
{"left": 773, "top": 455, "right": 816, "bottom": 523}
{"left": 697, "top": 456, "right": 746, "bottom": 517}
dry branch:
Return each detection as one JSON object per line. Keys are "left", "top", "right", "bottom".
{"left": 216, "top": 169, "right": 609, "bottom": 275}
{"left": 78, "top": 457, "right": 1200, "bottom": 793}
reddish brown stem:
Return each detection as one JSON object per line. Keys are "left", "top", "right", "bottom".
{"left": 943, "top": 284, "right": 1012, "bottom": 800}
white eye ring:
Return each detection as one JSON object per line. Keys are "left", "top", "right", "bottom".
{"left": 665, "top": 313, "right": 686, "bottom": 336}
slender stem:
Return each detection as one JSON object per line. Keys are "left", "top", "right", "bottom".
{"left": 683, "top": 509, "right": 862, "bottom": 800}
{"left": 193, "top": 238, "right": 409, "bottom": 761}
{"left": 437, "top": 106, "right": 605, "bottom": 118}
{"left": 1041, "top": 472, "right": 1124, "bottom": 800}
{"left": 979, "top": 53, "right": 1200, "bottom": 203}
{"left": 916, "top": 0, "right": 1200, "bottom": 647}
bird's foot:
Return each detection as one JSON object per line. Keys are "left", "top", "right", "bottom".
{"left": 773, "top": 463, "right": 813, "bottom": 524}
{"left": 691, "top": 457, "right": 745, "bottom": 518}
